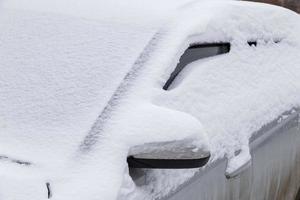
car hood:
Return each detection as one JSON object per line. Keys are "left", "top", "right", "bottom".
{"left": 0, "top": 6, "right": 156, "bottom": 167}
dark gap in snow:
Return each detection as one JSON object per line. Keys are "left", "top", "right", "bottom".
{"left": 247, "top": 39, "right": 281, "bottom": 47}
{"left": 0, "top": 155, "right": 31, "bottom": 165}
{"left": 163, "top": 43, "right": 230, "bottom": 90}
{"left": 46, "top": 182, "right": 52, "bottom": 199}
{"left": 248, "top": 41, "right": 257, "bottom": 46}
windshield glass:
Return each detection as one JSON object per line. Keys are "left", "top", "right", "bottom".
{"left": 0, "top": 8, "right": 155, "bottom": 165}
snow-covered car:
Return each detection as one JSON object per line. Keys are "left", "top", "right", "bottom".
{"left": 0, "top": 0, "right": 300, "bottom": 200}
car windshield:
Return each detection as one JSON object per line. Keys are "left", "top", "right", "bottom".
{"left": 0, "top": 8, "right": 155, "bottom": 165}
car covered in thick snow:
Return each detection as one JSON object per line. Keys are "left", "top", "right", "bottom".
{"left": 0, "top": 0, "right": 300, "bottom": 200}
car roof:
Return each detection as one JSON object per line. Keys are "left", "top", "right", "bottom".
{"left": 1, "top": 0, "right": 193, "bottom": 25}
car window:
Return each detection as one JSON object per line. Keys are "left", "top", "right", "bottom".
{"left": 163, "top": 43, "right": 230, "bottom": 90}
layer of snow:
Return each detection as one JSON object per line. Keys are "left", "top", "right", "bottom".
{"left": 0, "top": 0, "right": 300, "bottom": 200}
{"left": 0, "top": 2, "right": 159, "bottom": 199}
{"left": 0, "top": 8, "right": 157, "bottom": 163}
{"left": 118, "top": 1, "right": 300, "bottom": 199}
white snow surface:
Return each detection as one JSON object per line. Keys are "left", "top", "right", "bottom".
{"left": 0, "top": 0, "right": 300, "bottom": 200}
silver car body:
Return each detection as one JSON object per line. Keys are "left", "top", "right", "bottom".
{"left": 155, "top": 109, "right": 300, "bottom": 200}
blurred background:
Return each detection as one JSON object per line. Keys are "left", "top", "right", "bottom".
{"left": 248, "top": 0, "right": 300, "bottom": 13}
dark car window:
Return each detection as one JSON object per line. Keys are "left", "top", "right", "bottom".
{"left": 163, "top": 43, "right": 230, "bottom": 90}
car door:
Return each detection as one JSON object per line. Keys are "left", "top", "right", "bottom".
{"left": 160, "top": 109, "right": 300, "bottom": 200}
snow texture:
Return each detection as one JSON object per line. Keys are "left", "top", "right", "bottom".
{"left": 0, "top": 0, "right": 300, "bottom": 200}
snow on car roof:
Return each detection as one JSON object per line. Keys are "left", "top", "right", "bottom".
{"left": 1, "top": 0, "right": 191, "bottom": 25}
{"left": 0, "top": 0, "right": 300, "bottom": 200}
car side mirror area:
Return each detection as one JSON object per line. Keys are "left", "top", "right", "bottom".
{"left": 127, "top": 140, "right": 210, "bottom": 169}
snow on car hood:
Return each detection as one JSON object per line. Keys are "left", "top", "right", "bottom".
{"left": 0, "top": 8, "right": 158, "bottom": 163}
{"left": 0, "top": 1, "right": 209, "bottom": 200}
{"left": 0, "top": 0, "right": 167, "bottom": 187}
{"left": 0, "top": 0, "right": 300, "bottom": 200}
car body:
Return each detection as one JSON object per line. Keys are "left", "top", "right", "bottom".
{"left": 0, "top": 0, "right": 300, "bottom": 200}
{"left": 133, "top": 109, "right": 300, "bottom": 200}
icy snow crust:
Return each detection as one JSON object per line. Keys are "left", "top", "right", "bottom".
{"left": 0, "top": 0, "right": 300, "bottom": 200}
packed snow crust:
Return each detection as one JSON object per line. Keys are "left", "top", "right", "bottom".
{"left": 0, "top": 0, "right": 300, "bottom": 200}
